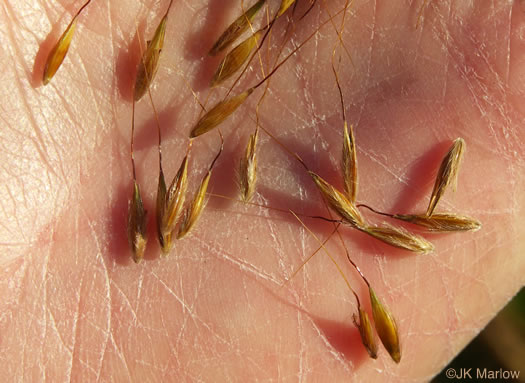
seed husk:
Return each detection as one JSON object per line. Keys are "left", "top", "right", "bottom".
{"left": 156, "top": 166, "right": 168, "bottom": 251}
{"left": 158, "top": 147, "right": 190, "bottom": 254}
{"left": 178, "top": 135, "right": 224, "bottom": 238}
{"left": 43, "top": 20, "right": 77, "bottom": 86}
{"left": 239, "top": 127, "right": 259, "bottom": 202}
{"left": 369, "top": 287, "right": 401, "bottom": 363}
{"left": 353, "top": 307, "right": 378, "bottom": 359}
{"left": 190, "top": 88, "right": 254, "bottom": 138}
{"left": 308, "top": 171, "right": 366, "bottom": 228}
{"left": 127, "top": 180, "right": 148, "bottom": 263}
{"left": 211, "top": 31, "right": 263, "bottom": 87}
{"left": 427, "top": 138, "right": 465, "bottom": 216}
{"left": 277, "top": 0, "right": 296, "bottom": 17}
{"left": 361, "top": 224, "right": 434, "bottom": 254}
{"left": 42, "top": 0, "right": 93, "bottom": 85}
{"left": 209, "top": 0, "right": 267, "bottom": 56}
{"left": 392, "top": 212, "right": 481, "bottom": 232}
{"left": 342, "top": 122, "right": 358, "bottom": 202}
{"left": 134, "top": 14, "right": 168, "bottom": 101}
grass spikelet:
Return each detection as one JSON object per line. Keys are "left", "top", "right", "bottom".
{"left": 342, "top": 123, "right": 357, "bottom": 202}
{"left": 353, "top": 307, "right": 378, "bottom": 359}
{"left": 127, "top": 181, "right": 148, "bottom": 263}
{"left": 277, "top": 0, "right": 296, "bottom": 17}
{"left": 358, "top": 204, "right": 482, "bottom": 233}
{"left": 369, "top": 287, "right": 401, "bottom": 363}
{"left": 178, "top": 134, "right": 224, "bottom": 239}
{"left": 427, "top": 138, "right": 465, "bottom": 216}
{"left": 209, "top": 0, "right": 267, "bottom": 56}
{"left": 331, "top": 35, "right": 357, "bottom": 202}
{"left": 211, "top": 31, "right": 263, "bottom": 87}
{"left": 308, "top": 171, "right": 365, "bottom": 228}
{"left": 361, "top": 224, "right": 434, "bottom": 254}
{"left": 43, "top": 0, "right": 92, "bottom": 85}
{"left": 393, "top": 213, "right": 481, "bottom": 232}
{"left": 239, "top": 127, "right": 259, "bottom": 202}
{"left": 134, "top": 15, "right": 168, "bottom": 101}
{"left": 190, "top": 88, "right": 254, "bottom": 138}
{"left": 158, "top": 144, "right": 191, "bottom": 253}
{"left": 156, "top": 166, "right": 168, "bottom": 250}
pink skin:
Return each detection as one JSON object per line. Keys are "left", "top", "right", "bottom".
{"left": 1, "top": 0, "right": 525, "bottom": 381}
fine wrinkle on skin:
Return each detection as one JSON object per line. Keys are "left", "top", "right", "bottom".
{"left": 93, "top": 228, "right": 112, "bottom": 381}
{"left": 200, "top": 235, "right": 282, "bottom": 285}
{"left": 150, "top": 270, "right": 224, "bottom": 344}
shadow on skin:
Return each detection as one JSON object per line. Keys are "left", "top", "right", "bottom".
{"left": 115, "top": 21, "right": 147, "bottom": 102}
{"left": 389, "top": 140, "right": 452, "bottom": 214}
{"left": 133, "top": 100, "right": 184, "bottom": 153}
{"left": 108, "top": 181, "right": 134, "bottom": 266}
{"left": 258, "top": 278, "right": 370, "bottom": 367}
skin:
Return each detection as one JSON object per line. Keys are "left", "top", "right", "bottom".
{"left": 1, "top": 0, "right": 525, "bottom": 381}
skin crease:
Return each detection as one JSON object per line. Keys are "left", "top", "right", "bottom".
{"left": 1, "top": 0, "right": 525, "bottom": 381}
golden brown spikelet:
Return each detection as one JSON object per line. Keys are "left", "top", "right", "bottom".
{"left": 308, "top": 171, "right": 365, "bottom": 228}
{"left": 426, "top": 138, "right": 465, "bottom": 216}
{"left": 361, "top": 224, "right": 434, "bottom": 254}
{"left": 369, "top": 287, "right": 401, "bottom": 363}
{"left": 277, "top": 0, "right": 296, "bottom": 17}
{"left": 156, "top": 167, "right": 168, "bottom": 251}
{"left": 393, "top": 212, "right": 481, "bottom": 232}
{"left": 353, "top": 307, "right": 378, "bottom": 359}
{"left": 127, "top": 180, "right": 148, "bottom": 263}
{"left": 157, "top": 150, "right": 190, "bottom": 254}
{"left": 190, "top": 89, "right": 254, "bottom": 138}
{"left": 178, "top": 137, "right": 223, "bottom": 238}
{"left": 43, "top": 19, "right": 77, "bottom": 85}
{"left": 239, "top": 128, "right": 259, "bottom": 202}
{"left": 342, "top": 122, "right": 358, "bottom": 202}
{"left": 42, "top": 0, "right": 93, "bottom": 85}
{"left": 134, "top": 15, "right": 168, "bottom": 101}
{"left": 211, "top": 31, "right": 262, "bottom": 87}
{"left": 209, "top": 0, "right": 266, "bottom": 56}
{"left": 177, "top": 172, "right": 211, "bottom": 239}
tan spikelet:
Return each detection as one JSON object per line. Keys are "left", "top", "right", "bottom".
{"left": 157, "top": 149, "right": 190, "bottom": 254}
{"left": 342, "top": 122, "right": 358, "bottom": 202}
{"left": 369, "top": 287, "right": 401, "bottom": 363}
{"left": 427, "top": 138, "right": 465, "bottom": 216}
{"left": 308, "top": 171, "right": 365, "bottom": 228}
{"left": 178, "top": 136, "right": 224, "bottom": 238}
{"left": 134, "top": 15, "right": 167, "bottom": 101}
{"left": 156, "top": 167, "right": 168, "bottom": 251}
{"left": 211, "top": 31, "right": 262, "bottom": 87}
{"left": 43, "top": 19, "right": 77, "bottom": 85}
{"left": 190, "top": 89, "right": 254, "bottom": 137}
{"left": 127, "top": 180, "right": 148, "bottom": 263}
{"left": 277, "top": 0, "right": 296, "bottom": 16}
{"left": 42, "top": 0, "right": 93, "bottom": 85}
{"left": 361, "top": 224, "right": 434, "bottom": 254}
{"left": 209, "top": 0, "right": 266, "bottom": 56}
{"left": 393, "top": 212, "right": 481, "bottom": 232}
{"left": 353, "top": 307, "right": 378, "bottom": 359}
{"left": 239, "top": 128, "right": 259, "bottom": 202}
